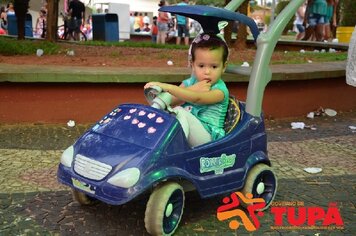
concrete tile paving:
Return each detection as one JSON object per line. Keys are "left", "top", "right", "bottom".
{"left": 0, "top": 111, "right": 355, "bottom": 235}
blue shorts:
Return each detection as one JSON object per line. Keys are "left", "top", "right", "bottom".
{"left": 308, "top": 13, "right": 325, "bottom": 27}
{"left": 296, "top": 24, "right": 305, "bottom": 33}
{"left": 177, "top": 24, "right": 189, "bottom": 37}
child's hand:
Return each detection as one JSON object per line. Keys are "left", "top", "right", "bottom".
{"left": 144, "top": 82, "right": 169, "bottom": 91}
{"left": 144, "top": 82, "right": 161, "bottom": 89}
{"left": 188, "top": 80, "right": 211, "bottom": 92}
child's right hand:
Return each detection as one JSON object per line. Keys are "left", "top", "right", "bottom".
{"left": 188, "top": 80, "right": 211, "bottom": 92}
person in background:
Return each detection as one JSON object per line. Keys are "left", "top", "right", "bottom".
{"left": 129, "top": 12, "right": 135, "bottom": 33}
{"left": 144, "top": 33, "right": 230, "bottom": 147}
{"left": 323, "top": 0, "right": 337, "bottom": 41}
{"left": 302, "top": 0, "right": 327, "bottom": 41}
{"left": 35, "top": 8, "right": 47, "bottom": 38}
{"left": 133, "top": 12, "right": 141, "bottom": 32}
{"left": 6, "top": 2, "right": 15, "bottom": 15}
{"left": 143, "top": 12, "right": 150, "bottom": 27}
{"left": 151, "top": 16, "right": 158, "bottom": 43}
{"left": 138, "top": 12, "right": 144, "bottom": 30}
{"left": 68, "top": 0, "right": 85, "bottom": 41}
{"left": 0, "top": 6, "right": 7, "bottom": 34}
{"left": 294, "top": 1, "right": 306, "bottom": 40}
{"left": 157, "top": 0, "right": 169, "bottom": 44}
{"left": 142, "top": 13, "right": 150, "bottom": 33}
{"left": 346, "top": 26, "right": 356, "bottom": 87}
{"left": 175, "top": 0, "right": 190, "bottom": 46}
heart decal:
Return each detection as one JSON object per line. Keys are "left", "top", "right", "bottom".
{"left": 156, "top": 117, "right": 164, "bottom": 123}
{"left": 138, "top": 122, "right": 146, "bottom": 128}
{"left": 147, "top": 127, "right": 156, "bottom": 133}
{"left": 147, "top": 113, "right": 156, "bottom": 119}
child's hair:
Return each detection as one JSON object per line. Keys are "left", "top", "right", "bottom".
{"left": 158, "top": 0, "right": 165, "bottom": 7}
{"left": 190, "top": 33, "right": 229, "bottom": 64}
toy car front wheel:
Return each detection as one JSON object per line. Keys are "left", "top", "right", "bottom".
{"left": 242, "top": 164, "right": 277, "bottom": 210}
{"left": 145, "top": 182, "right": 185, "bottom": 235}
{"left": 71, "top": 189, "right": 97, "bottom": 205}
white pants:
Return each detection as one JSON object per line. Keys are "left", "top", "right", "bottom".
{"left": 346, "top": 26, "right": 356, "bottom": 87}
{"left": 173, "top": 106, "right": 212, "bottom": 147}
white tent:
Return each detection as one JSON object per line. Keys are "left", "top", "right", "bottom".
{"left": 85, "top": 0, "right": 160, "bottom": 15}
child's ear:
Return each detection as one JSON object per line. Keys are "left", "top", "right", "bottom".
{"left": 222, "top": 61, "right": 227, "bottom": 73}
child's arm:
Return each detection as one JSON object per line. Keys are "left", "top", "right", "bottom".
{"left": 145, "top": 81, "right": 224, "bottom": 105}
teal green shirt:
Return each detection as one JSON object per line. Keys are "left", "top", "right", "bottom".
{"left": 310, "top": 0, "right": 327, "bottom": 16}
{"left": 325, "top": 4, "right": 334, "bottom": 22}
{"left": 182, "top": 77, "right": 229, "bottom": 140}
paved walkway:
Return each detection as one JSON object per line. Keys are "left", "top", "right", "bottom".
{"left": 0, "top": 111, "right": 355, "bottom": 235}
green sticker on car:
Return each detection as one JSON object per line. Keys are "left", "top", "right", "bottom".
{"left": 200, "top": 153, "right": 236, "bottom": 175}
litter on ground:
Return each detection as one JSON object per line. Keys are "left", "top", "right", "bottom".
{"left": 304, "top": 167, "right": 322, "bottom": 174}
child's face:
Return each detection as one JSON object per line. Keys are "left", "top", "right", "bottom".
{"left": 191, "top": 47, "right": 226, "bottom": 85}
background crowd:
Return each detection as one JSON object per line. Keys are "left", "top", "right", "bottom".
{"left": 130, "top": 0, "right": 202, "bottom": 45}
{"left": 0, "top": 0, "right": 348, "bottom": 44}
{"left": 294, "top": 0, "right": 338, "bottom": 42}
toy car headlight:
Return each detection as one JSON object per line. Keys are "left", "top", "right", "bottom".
{"left": 60, "top": 145, "right": 74, "bottom": 167}
{"left": 107, "top": 168, "right": 140, "bottom": 188}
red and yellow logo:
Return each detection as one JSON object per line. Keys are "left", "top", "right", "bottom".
{"left": 217, "top": 192, "right": 265, "bottom": 231}
{"left": 217, "top": 192, "right": 344, "bottom": 232}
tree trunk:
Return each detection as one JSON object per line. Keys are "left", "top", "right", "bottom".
{"left": 224, "top": 0, "right": 233, "bottom": 45}
{"left": 14, "top": 0, "right": 30, "bottom": 40}
{"left": 46, "top": 0, "right": 59, "bottom": 42}
{"left": 233, "top": 0, "right": 248, "bottom": 50}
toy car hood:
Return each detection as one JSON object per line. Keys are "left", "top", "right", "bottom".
{"left": 73, "top": 104, "right": 180, "bottom": 168}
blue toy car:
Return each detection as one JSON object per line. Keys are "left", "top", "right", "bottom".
{"left": 58, "top": 2, "right": 304, "bottom": 235}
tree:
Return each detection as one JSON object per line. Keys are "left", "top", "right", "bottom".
{"left": 14, "top": 0, "right": 30, "bottom": 40}
{"left": 224, "top": 0, "right": 249, "bottom": 50}
{"left": 46, "top": 0, "right": 59, "bottom": 42}
{"left": 234, "top": 0, "right": 249, "bottom": 49}
{"left": 339, "top": 0, "right": 356, "bottom": 26}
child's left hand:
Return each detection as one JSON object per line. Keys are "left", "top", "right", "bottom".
{"left": 144, "top": 82, "right": 169, "bottom": 91}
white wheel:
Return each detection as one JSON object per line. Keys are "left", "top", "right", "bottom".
{"left": 71, "top": 189, "right": 97, "bottom": 205}
{"left": 242, "top": 164, "right": 278, "bottom": 210}
{"left": 145, "top": 182, "right": 185, "bottom": 235}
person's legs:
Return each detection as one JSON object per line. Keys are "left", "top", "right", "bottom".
{"left": 173, "top": 106, "right": 212, "bottom": 147}
{"left": 161, "top": 32, "right": 166, "bottom": 44}
{"left": 314, "top": 14, "right": 325, "bottom": 41}
{"left": 302, "top": 14, "right": 317, "bottom": 41}
{"left": 324, "top": 23, "right": 331, "bottom": 41}
{"left": 302, "top": 26, "right": 315, "bottom": 41}
{"left": 183, "top": 25, "right": 190, "bottom": 46}
{"left": 184, "top": 36, "right": 189, "bottom": 46}
{"left": 176, "top": 25, "right": 183, "bottom": 45}
{"left": 296, "top": 24, "right": 305, "bottom": 40}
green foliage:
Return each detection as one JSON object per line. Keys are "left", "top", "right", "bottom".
{"left": 275, "top": 0, "right": 293, "bottom": 34}
{"left": 195, "top": 0, "right": 225, "bottom": 7}
{"left": 339, "top": 0, "right": 356, "bottom": 26}
{"left": 271, "top": 51, "right": 348, "bottom": 65}
{"left": 0, "top": 37, "right": 59, "bottom": 55}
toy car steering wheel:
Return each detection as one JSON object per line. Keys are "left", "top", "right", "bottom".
{"left": 144, "top": 85, "right": 173, "bottom": 111}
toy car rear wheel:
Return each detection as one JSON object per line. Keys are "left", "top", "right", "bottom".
{"left": 242, "top": 164, "right": 277, "bottom": 210}
{"left": 72, "top": 189, "right": 97, "bottom": 205}
{"left": 145, "top": 182, "right": 185, "bottom": 235}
